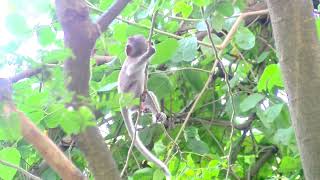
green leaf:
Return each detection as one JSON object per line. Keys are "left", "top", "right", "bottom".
{"left": 172, "top": 37, "right": 198, "bottom": 62}
{"left": 5, "top": 13, "right": 30, "bottom": 37}
{"left": 30, "top": 0, "right": 51, "bottom": 14}
{"left": 148, "top": 73, "right": 173, "bottom": 99}
{"left": 37, "top": 25, "right": 56, "bottom": 46}
{"left": 216, "top": 1, "right": 234, "bottom": 17}
{"left": 258, "top": 104, "right": 284, "bottom": 129}
{"left": 211, "top": 13, "right": 225, "bottom": 32}
{"left": 151, "top": 38, "right": 179, "bottom": 64}
{"left": 0, "top": 111, "right": 21, "bottom": 141}
{"left": 98, "top": 82, "right": 118, "bottom": 92}
{"left": 113, "top": 23, "right": 128, "bottom": 42}
{"left": 173, "top": 2, "right": 193, "bottom": 18}
{"left": 78, "top": 106, "right": 95, "bottom": 124}
{"left": 60, "top": 106, "right": 95, "bottom": 134}
{"left": 184, "top": 126, "right": 201, "bottom": 141}
{"left": 153, "top": 169, "right": 165, "bottom": 180}
{"left": 258, "top": 64, "right": 284, "bottom": 92}
{"left": 60, "top": 108, "right": 81, "bottom": 134}
{"left": 256, "top": 51, "right": 270, "bottom": 63}
{"left": 0, "top": 148, "right": 21, "bottom": 180}
{"left": 164, "top": 21, "right": 180, "bottom": 33}
{"left": 316, "top": 18, "right": 320, "bottom": 40}
{"left": 193, "top": 0, "right": 211, "bottom": 6}
{"left": 133, "top": 168, "right": 154, "bottom": 180}
{"left": 187, "top": 139, "right": 210, "bottom": 154}
{"left": 266, "top": 104, "right": 284, "bottom": 122}
{"left": 196, "top": 22, "right": 207, "bottom": 31}
{"left": 44, "top": 103, "right": 65, "bottom": 128}
{"left": 279, "top": 156, "right": 301, "bottom": 174}
{"left": 119, "top": 93, "right": 140, "bottom": 108}
{"left": 182, "top": 70, "right": 207, "bottom": 91}
{"left": 234, "top": 27, "right": 255, "bottom": 50}
{"left": 99, "top": 0, "right": 114, "bottom": 10}
{"left": 240, "top": 93, "right": 265, "bottom": 112}
{"left": 42, "top": 48, "right": 73, "bottom": 63}
{"left": 273, "top": 127, "right": 294, "bottom": 146}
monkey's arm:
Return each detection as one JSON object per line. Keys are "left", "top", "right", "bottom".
{"left": 126, "top": 46, "right": 155, "bottom": 76}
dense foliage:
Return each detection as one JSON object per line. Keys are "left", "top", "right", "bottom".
{"left": 1, "top": 0, "right": 313, "bottom": 179}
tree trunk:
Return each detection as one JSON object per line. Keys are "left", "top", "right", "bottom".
{"left": 266, "top": 1, "right": 320, "bottom": 179}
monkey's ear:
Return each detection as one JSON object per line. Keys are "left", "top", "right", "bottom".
{"left": 126, "top": 45, "right": 132, "bottom": 56}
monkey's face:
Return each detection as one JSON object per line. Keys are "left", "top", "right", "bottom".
{"left": 126, "top": 35, "right": 148, "bottom": 57}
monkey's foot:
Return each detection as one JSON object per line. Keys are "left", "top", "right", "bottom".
{"left": 156, "top": 112, "right": 167, "bottom": 123}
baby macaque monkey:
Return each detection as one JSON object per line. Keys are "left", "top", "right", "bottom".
{"left": 118, "top": 35, "right": 170, "bottom": 178}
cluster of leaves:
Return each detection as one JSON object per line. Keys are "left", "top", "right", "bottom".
{"left": 0, "top": 0, "right": 303, "bottom": 179}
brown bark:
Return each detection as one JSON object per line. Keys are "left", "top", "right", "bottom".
{"left": 55, "top": 0, "right": 130, "bottom": 179}
{"left": 266, "top": 1, "right": 320, "bottom": 179}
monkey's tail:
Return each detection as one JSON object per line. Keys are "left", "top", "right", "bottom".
{"left": 121, "top": 108, "right": 171, "bottom": 180}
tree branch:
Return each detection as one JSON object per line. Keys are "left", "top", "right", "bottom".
{"left": 96, "top": 0, "right": 131, "bottom": 37}
{"left": 0, "top": 78, "right": 85, "bottom": 180}
{"left": 246, "top": 146, "right": 278, "bottom": 179}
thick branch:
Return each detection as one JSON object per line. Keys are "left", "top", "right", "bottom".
{"left": 55, "top": 0, "right": 122, "bottom": 179}
{"left": 96, "top": 0, "right": 131, "bottom": 37}
{"left": 0, "top": 78, "right": 84, "bottom": 180}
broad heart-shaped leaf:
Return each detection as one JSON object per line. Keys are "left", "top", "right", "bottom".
{"left": 279, "top": 156, "right": 301, "bottom": 174}
{"left": 216, "top": 1, "right": 234, "bottom": 17}
{"left": 173, "top": 1, "right": 193, "bottom": 18}
{"left": 151, "top": 38, "right": 179, "bottom": 64}
{"left": 211, "top": 13, "right": 225, "bottom": 32}
{"left": 258, "top": 64, "right": 284, "bottom": 92}
{"left": 0, "top": 148, "right": 21, "bottom": 180}
{"left": 240, "top": 93, "right": 265, "bottom": 112}
{"left": 60, "top": 106, "right": 95, "bottom": 134}
{"left": 273, "top": 127, "right": 294, "bottom": 146}
{"left": 234, "top": 27, "right": 255, "bottom": 50}
{"left": 37, "top": 25, "right": 56, "bottom": 46}
{"left": 171, "top": 37, "right": 198, "bottom": 63}
{"left": 148, "top": 73, "right": 173, "bottom": 99}
{"left": 5, "top": 13, "right": 30, "bottom": 37}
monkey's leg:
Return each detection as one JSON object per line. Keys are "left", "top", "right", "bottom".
{"left": 142, "top": 91, "right": 167, "bottom": 123}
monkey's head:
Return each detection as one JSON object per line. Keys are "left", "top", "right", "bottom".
{"left": 126, "top": 35, "right": 148, "bottom": 57}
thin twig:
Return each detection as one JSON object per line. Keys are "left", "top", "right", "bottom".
{"left": 219, "top": 9, "right": 268, "bottom": 50}
{"left": 144, "top": 10, "right": 158, "bottom": 92}
{"left": 201, "top": 7, "right": 237, "bottom": 179}
{"left": 0, "top": 159, "right": 42, "bottom": 180}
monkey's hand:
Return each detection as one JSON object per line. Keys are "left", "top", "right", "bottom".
{"left": 147, "top": 42, "right": 155, "bottom": 55}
